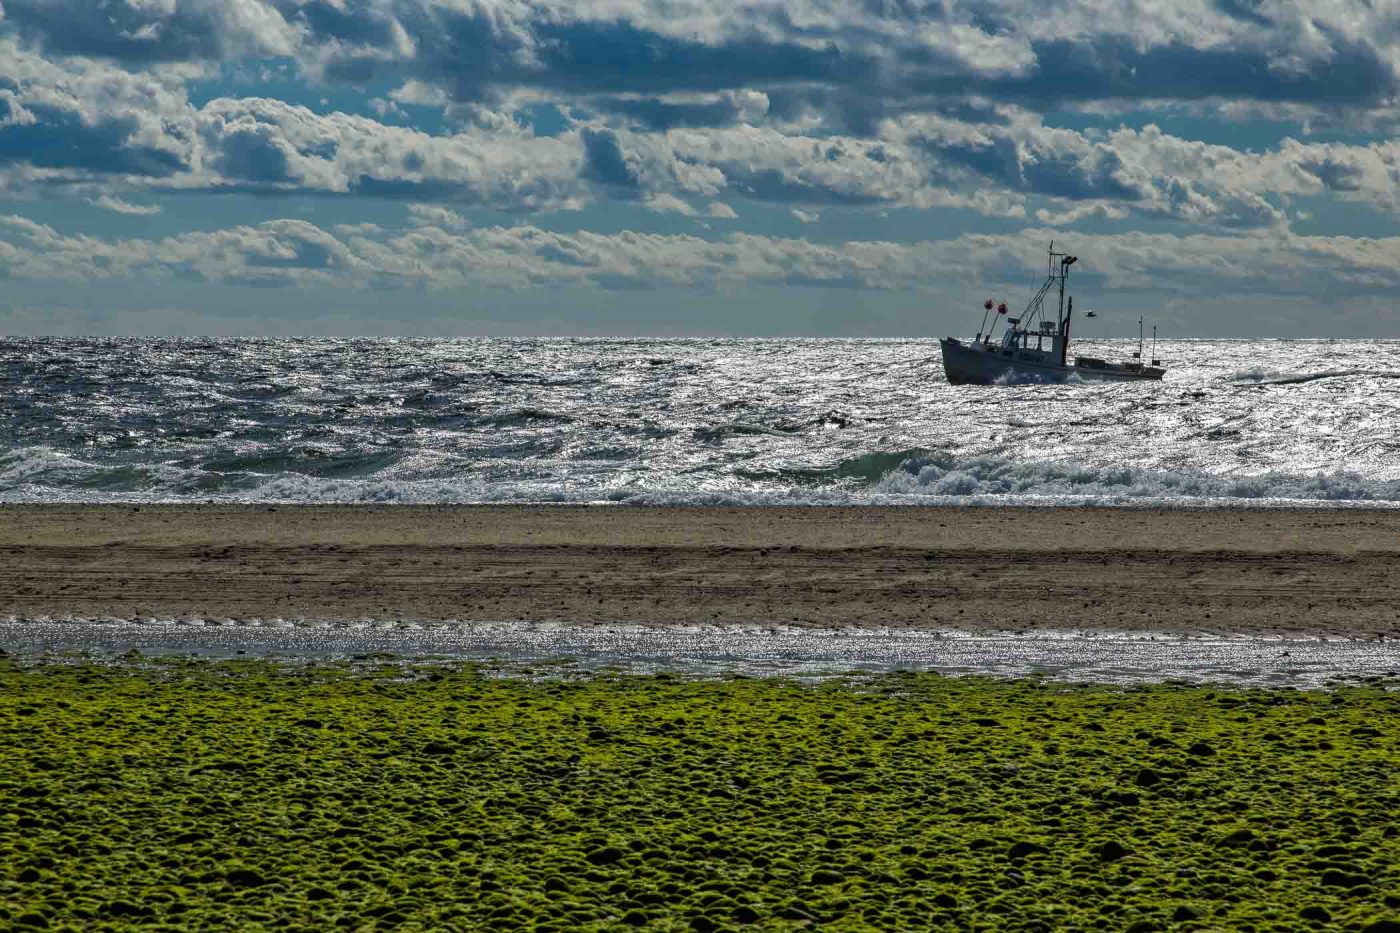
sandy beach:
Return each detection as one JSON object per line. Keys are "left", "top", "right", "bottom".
{"left": 1, "top": 504, "right": 1398, "bottom": 637}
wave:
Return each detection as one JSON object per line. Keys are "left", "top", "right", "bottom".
{"left": 1224, "top": 367, "right": 1400, "bottom": 386}
{"left": 693, "top": 422, "right": 796, "bottom": 443}
{"left": 5, "top": 444, "right": 1400, "bottom": 508}
{"left": 871, "top": 452, "right": 1400, "bottom": 503}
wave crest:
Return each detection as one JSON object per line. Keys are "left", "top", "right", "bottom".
{"left": 875, "top": 451, "right": 1399, "bottom": 504}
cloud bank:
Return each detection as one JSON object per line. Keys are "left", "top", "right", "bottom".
{"left": 0, "top": 1, "right": 1397, "bottom": 333}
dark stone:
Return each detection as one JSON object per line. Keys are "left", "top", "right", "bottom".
{"left": 732, "top": 905, "right": 760, "bottom": 924}
{"left": 1218, "top": 829, "right": 1255, "bottom": 848}
{"left": 1098, "top": 841, "right": 1129, "bottom": 863}
{"left": 810, "top": 869, "right": 844, "bottom": 885}
{"left": 1134, "top": 768, "right": 1162, "bottom": 788}
{"left": 104, "top": 901, "right": 149, "bottom": 917}
{"left": 622, "top": 910, "right": 649, "bottom": 927}
{"left": 933, "top": 893, "right": 958, "bottom": 908}
{"left": 1187, "top": 742, "right": 1215, "bottom": 756}
{"left": 226, "top": 868, "right": 267, "bottom": 888}
{"left": 18, "top": 867, "right": 40, "bottom": 882}
{"left": 1299, "top": 907, "right": 1331, "bottom": 922}
{"left": 1007, "top": 841, "right": 1049, "bottom": 860}
{"left": 422, "top": 741, "right": 453, "bottom": 756}
{"left": 689, "top": 917, "right": 716, "bottom": 933}
{"left": 585, "top": 846, "right": 625, "bottom": 866}
{"left": 973, "top": 718, "right": 1001, "bottom": 727}
{"left": 1361, "top": 923, "right": 1400, "bottom": 933}
{"left": 1173, "top": 906, "right": 1204, "bottom": 921}
{"left": 294, "top": 718, "right": 323, "bottom": 729}
{"left": 1322, "top": 870, "right": 1370, "bottom": 888}
{"left": 1352, "top": 726, "right": 1383, "bottom": 738}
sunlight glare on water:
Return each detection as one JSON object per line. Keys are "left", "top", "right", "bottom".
{"left": 3, "top": 337, "right": 1400, "bottom": 506}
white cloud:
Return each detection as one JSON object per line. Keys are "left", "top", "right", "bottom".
{"left": 407, "top": 203, "right": 469, "bottom": 229}
{"left": 1, "top": 1, "right": 1400, "bottom": 243}
{"left": 88, "top": 194, "right": 162, "bottom": 215}
{"left": 8, "top": 213, "right": 1400, "bottom": 316}
{"left": 643, "top": 193, "right": 699, "bottom": 216}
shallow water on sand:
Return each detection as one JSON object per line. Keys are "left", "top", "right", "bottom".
{"left": 5, "top": 618, "right": 1398, "bottom": 688}
{"left": 6, "top": 337, "right": 1400, "bottom": 506}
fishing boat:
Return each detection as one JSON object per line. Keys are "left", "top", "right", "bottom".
{"left": 940, "top": 245, "right": 1166, "bottom": 385}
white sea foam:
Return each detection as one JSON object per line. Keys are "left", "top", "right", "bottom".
{"left": 3, "top": 446, "right": 1399, "bottom": 508}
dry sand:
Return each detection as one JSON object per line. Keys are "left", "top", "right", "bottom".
{"left": 2, "top": 505, "right": 1399, "bottom": 637}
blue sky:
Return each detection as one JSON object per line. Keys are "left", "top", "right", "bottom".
{"left": 3, "top": 1, "right": 1400, "bottom": 336}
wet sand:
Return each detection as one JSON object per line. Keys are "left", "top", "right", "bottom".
{"left": 2, "top": 505, "right": 1400, "bottom": 637}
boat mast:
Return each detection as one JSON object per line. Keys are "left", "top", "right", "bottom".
{"left": 1055, "top": 244, "right": 1065, "bottom": 327}
{"left": 1046, "top": 243, "right": 1077, "bottom": 360}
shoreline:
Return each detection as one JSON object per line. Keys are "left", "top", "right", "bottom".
{"left": 3, "top": 504, "right": 1400, "bottom": 638}
{"left": 6, "top": 620, "right": 1400, "bottom": 689}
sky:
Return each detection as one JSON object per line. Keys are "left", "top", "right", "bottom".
{"left": 2, "top": 1, "right": 1400, "bottom": 337}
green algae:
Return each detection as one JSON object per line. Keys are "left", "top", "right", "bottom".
{"left": 2, "top": 661, "right": 1400, "bottom": 931}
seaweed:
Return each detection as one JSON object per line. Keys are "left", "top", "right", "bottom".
{"left": 2, "top": 661, "right": 1399, "bottom": 930}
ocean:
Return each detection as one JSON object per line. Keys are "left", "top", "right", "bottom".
{"left": 3, "top": 336, "right": 1399, "bottom": 507}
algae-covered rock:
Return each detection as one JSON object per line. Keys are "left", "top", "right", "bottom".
{"left": 1133, "top": 768, "right": 1162, "bottom": 788}
{"left": 585, "top": 846, "right": 625, "bottom": 866}
{"left": 1097, "top": 841, "right": 1129, "bottom": 863}
{"left": 4, "top": 663, "right": 1400, "bottom": 930}
{"left": 1006, "top": 841, "right": 1049, "bottom": 860}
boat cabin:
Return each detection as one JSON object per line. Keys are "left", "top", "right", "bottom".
{"left": 988, "top": 318, "right": 1068, "bottom": 367}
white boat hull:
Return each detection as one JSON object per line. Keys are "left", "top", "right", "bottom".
{"left": 940, "top": 338, "right": 1164, "bottom": 385}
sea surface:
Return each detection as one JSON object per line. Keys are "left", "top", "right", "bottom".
{"left": 4, "top": 336, "right": 1400, "bottom": 507}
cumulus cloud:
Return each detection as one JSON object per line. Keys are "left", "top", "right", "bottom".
{"left": 6, "top": 30, "right": 1400, "bottom": 232}
{"left": 3, "top": 1, "right": 1395, "bottom": 120}
{"left": 7, "top": 213, "right": 1400, "bottom": 311}
{"left": 1, "top": 0, "right": 298, "bottom": 63}
{"left": 3, "top": 0, "right": 1400, "bottom": 325}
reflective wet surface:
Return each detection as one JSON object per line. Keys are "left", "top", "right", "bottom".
{"left": 5, "top": 337, "right": 1400, "bottom": 505}
{"left": 5, "top": 618, "right": 1398, "bottom": 688}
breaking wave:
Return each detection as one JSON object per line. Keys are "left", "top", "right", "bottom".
{"left": 4, "top": 444, "right": 1398, "bottom": 508}
{"left": 7, "top": 337, "right": 1400, "bottom": 509}
{"left": 868, "top": 451, "right": 1400, "bottom": 506}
